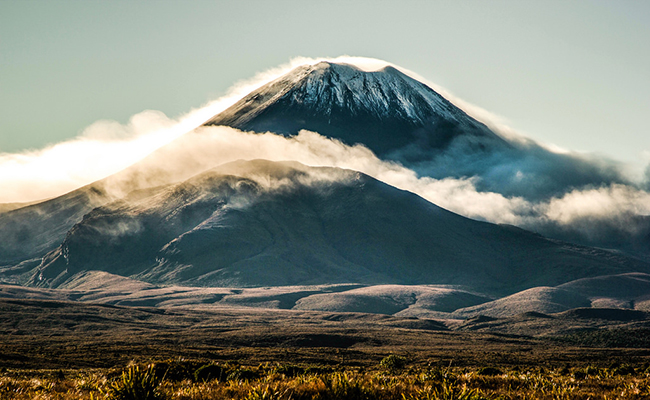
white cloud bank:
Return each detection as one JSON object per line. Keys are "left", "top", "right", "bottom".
{"left": 0, "top": 55, "right": 619, "bottom": 204}
{"left": 109, "top": 125, "right": 650, "bottom": 240}
{"left": 0, "top": 57, "right": 313, "bottom": 204}
{"left": 1, "top": 56, "right": 648, "bottom": 244}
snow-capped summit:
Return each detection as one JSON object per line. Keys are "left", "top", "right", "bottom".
{"left": 204, "top": 61, "right": 508, "bottom": 158}
{"left": 284, "top": 62, "right": 461, "bottom": 123}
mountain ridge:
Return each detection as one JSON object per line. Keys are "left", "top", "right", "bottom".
{"left": 204, "top": 62, "right": 509, "bottom": 158}
{"left": 30, "top": 159, "right": 650, "bottom": 296}
{"left": 1, "top": 59, "right": 648, "bottom": 319}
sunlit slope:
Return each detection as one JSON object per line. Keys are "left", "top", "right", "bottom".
{"left": 33, "top": 160, "right": 649, "bottom": 294}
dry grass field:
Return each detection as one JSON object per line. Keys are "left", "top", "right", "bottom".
{"left": 2, "top": 298, "right": 650, "bottom": 398}
{"left": 3, "top": 359, "right": 650, "bottom": 399}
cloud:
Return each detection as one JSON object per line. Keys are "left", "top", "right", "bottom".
{"left": 545, "top": 185, "right": 650, "bottom": 225}
{"left": 540, "top": 185, "right": 650, "bottom": 242}
{"left": 0, "top": 55, "right": 635, "bottom": 205}
{"left": 0, "top": 56, "right": 364, "bottom": 203}
{"left": 2, "top": 114, "right": 648, "bottom": 252}
{"left": 0, "top": 110, "right": 181, "bottom": 203}
{"left": 202, "top": 55, "right": 637, "bottom": 202}
{"left": 402, "top": 133, "right": 631, "bottom": 201}
{"left": 0, "top": 63, "right": 300, "bottom": 204}
{"left": 99, "top": 125, "right": 650, "bottom": 243}
{"left": 2, "top": 56, "right": 648, "bottom": 256}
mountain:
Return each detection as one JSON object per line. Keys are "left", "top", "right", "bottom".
{"left": 0, "top": 199, "right": 44, "bottom": 214}
{"left": 201, "top": 60, "right": 642, "bottom": 259}
{"left": 2, "top": 59, "right": 648, "bottom": 307}
{"left": 204, "top": 61, "right": 627, "bottom": 203}
{"left": 1, "top": 61, "right": 636, "bottom": 277}
{"left": 204, "top": 62, "right": 509, "bottom": 161}
{"left": 0, "top": 129, "right": 230, "bottom": 278}
{"left": 0, "top": 184, "right": 114, "bottom": 268}
{"left": 0, "top": 152, "right": 192, "bottom": 275}
{"left": 32, "top": 159, "right": 650, "bottom": 295}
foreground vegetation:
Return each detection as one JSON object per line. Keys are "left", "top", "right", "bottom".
{"left": 2, "top": 356, "right": 650, "bottom": 400}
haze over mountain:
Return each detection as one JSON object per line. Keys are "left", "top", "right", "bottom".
{"left": 201, "top": 60, "right": 650, "bottom": 257}
{"left": 205, "top": 62, "right": 509, "bottom": 160}
{"left": 2, "top": 58, "right": 650, "bottom": 324}
{"left": 205, "top": 61, "right": 629, "bottom": 202}
{"left": 25, "top": 159, "right": 650, "bottom": 296}
{"left": 2, "top": 60, "right": 648, "bottom": 243}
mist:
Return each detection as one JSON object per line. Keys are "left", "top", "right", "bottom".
{"left": 0, "top": 57, "right": 326, "bottom": 204}
{"left": 2, "top": 56, "right": 648, "bottom": 254}
{"left": 97, "top": 125, "right": 649, "bottom": 245}
{"left": 0, "top": 55, "right": 521, "bottom": 204}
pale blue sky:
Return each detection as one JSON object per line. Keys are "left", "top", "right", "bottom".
{"left": 1, "top": 0, "right": 649, "bottom": 166}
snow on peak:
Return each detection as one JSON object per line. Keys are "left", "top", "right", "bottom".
{"left": 277, "top": 61, "right": 472, "bottom": 125}
{"left": 203, "top": 59, "right": 501, "bottom": 158}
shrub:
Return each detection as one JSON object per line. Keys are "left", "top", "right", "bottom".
{"left": 419, "top": 367, "right": 447, "bottom": 382}
{"left": 403, "top": 379, "right": 484, "bottom": 400}
{"left": 245, "top": 386, "right": 283, "bottom": 400}
{"left": 151, "top": 361, "right": 191, "bottom": 381}
{"left": 380, "top": 355, "right": 407, "bottom": 371}
{"left": 613, "top": 364, "right": 635, "bottom": 376}
{"left": 305, "top": 366, "right": 334, "bottom": 375}
{"left": 320, "top": 372, "right": 370, "bottom": 400}
{"left": 53, "top": 369, "right": 65, "bottom": 380}
{"left": 102, "top": 364, "right": 166, "bottom": 400}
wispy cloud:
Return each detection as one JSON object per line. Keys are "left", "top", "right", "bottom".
{"left": 105, "top": 125, "right": 650, "bottom": 242}
{"left": 0, "top": 62, "right": 301, "bottom": 203}
{"left": 0, "top": 110, "right": 180, "bottom": 203}
{"left": 1, "top": 55, "right": 632, "bottom": 204}
{"left": 2, "top": 57, "right": 648, "bottom": 252}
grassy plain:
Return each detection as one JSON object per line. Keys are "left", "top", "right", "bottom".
{"left": 3, "top": 359, "right": 650, "bottom": 399}
{"left": 2, "top": 298, "right": 650, "bottom": 398}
